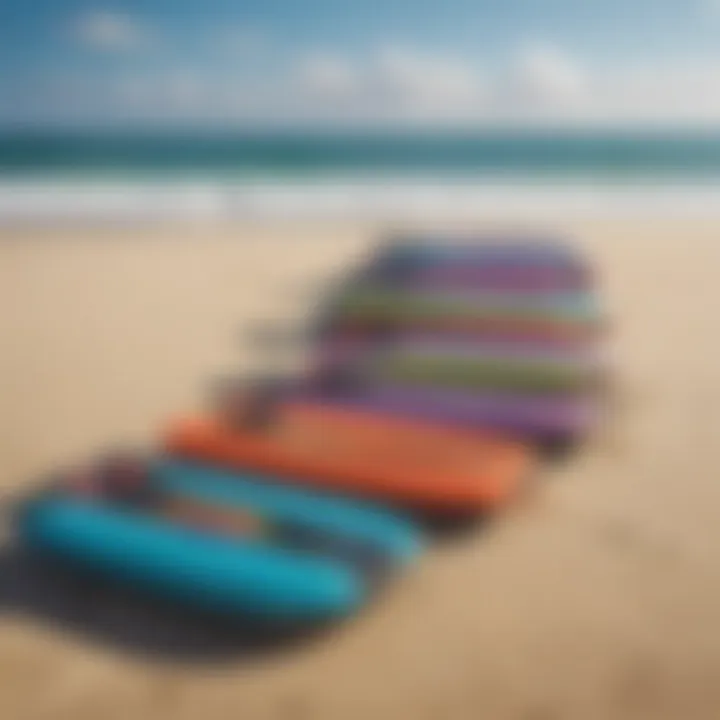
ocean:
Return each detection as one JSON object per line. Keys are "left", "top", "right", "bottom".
{"left": 3, "top": 129, "right": 720, "bottom": 220}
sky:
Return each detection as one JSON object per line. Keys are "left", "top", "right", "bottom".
{"left": 3, "top": 0, "right": 720, "bottom": 128}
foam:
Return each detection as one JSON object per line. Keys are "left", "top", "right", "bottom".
{"left": 3, "top": 178, "right": 720, "bottom": 222}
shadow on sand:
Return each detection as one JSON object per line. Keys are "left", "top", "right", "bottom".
{"left": 0, "top": 539, "right": 343, "bottom": 666}
{"left": 0, "top": 482, "right": 492, "bottom": 666}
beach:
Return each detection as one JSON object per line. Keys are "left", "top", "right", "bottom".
{"left": 1, "top": 217, "right": 720, "bottom": 720}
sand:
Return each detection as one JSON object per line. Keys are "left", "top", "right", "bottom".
{"left": 1, "top": 218, "right": 720, "bottom": 720}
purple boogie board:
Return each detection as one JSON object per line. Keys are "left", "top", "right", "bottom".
{"left": 360, "top": 238, "right": 595, "bottom": 292}
{"left": 292, "top": 381, "right": 598, "bottom": 444}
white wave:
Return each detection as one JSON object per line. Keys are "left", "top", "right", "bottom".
{"left": 3, "top": 178, "right": 720, "bottom": 222}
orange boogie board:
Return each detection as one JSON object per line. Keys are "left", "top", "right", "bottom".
{"left": 164, "top": 401, "right": 534, "bottom": 514}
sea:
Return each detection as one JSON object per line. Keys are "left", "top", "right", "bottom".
{"left": 3, "top": 128, "right": 720, "bottom": 221}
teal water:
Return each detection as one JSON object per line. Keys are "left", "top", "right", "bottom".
{"left": 4, "top": 129, "right": 720, "bottom": 180}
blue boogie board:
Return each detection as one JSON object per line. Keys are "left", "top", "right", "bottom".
{"left": 17, "top": 457, "right": 422, "bottom": 623}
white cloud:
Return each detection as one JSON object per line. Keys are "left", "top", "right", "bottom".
{"left": 589, "top": 61, "right": 720, "bottom": 123}
{"left": 296, "top": 54, "right": 359, "bottom": 98}
{"left": 75, "top": 10, "right": 145, "bottom": 51}
{"left": 509, "top": 43, "right": 586, "bottom": 104}
{"left": 702, "top": 0, "right": 720, "bottom": 16}
{"left": 37, "top": 31, "right": 720, "bottom": 127}
{"left": 374, "top": 47, "right": 483, "bottom": 105}
{"left": 291, "top": 47, "right": 485, "bottom": 120}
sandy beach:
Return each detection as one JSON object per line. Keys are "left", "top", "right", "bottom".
{"left": 1, "top": 217, "right": 720, "bottom": 720}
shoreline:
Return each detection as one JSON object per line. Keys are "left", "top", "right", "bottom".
{"left": 6, "top": 179, "right": 720, "bottom": 223}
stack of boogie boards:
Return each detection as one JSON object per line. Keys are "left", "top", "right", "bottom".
{"left": 309, "top": 237, "right": 605, "bottom": 448}
{"left": 14, "top": 234, "right": 602, "bottom": 631}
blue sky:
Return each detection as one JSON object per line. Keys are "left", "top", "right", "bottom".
{"left": 2, "top": 0, "right": 720, "bottom": 127}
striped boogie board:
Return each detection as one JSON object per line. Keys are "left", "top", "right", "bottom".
{"left": 324, "top": 285, "right": 602, "bottom": 342}
{"left": 313, "top": 336, "right": 604, "bottom": 395}
{"left": 299, "top": 383, "right": 598, "bottom": 443}
{"left": 360, "top": 238, "right": 594, "bottom": 290}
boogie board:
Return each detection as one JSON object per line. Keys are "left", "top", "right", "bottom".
{"left": 300, "top": 382, "right": 597, "bottom": 443}
{"left": 164, "top": 396, "right": 533, "bottom": 513}
{"left": 331, "top": 287, "right": 600, "bottom": 324}
{"left": 18, "top": 455, "right": 422, "bottom": 622}
{"left": 313, "top": 336, "right": 602, "bottom": 395}
{"left": 324, "top": 306, "right": 598, "bottom": 343}
{"left": 361, "top": 238, "right": 593, "bottom": 289}
{"left": 319, "top": 272, "right": 603, "bottom": 343}
{"left": 371, "top": 238, "right": 584, "bottom": 264}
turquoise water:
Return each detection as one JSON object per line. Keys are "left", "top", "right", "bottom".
{"left": 4, "top": 129, "right": 720, "bottom": 180}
